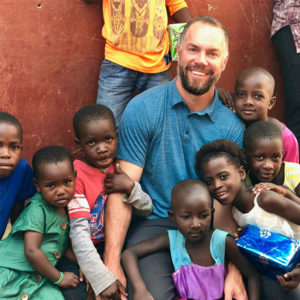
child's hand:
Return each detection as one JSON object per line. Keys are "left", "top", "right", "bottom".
{"left": 78, "top": 268, "right": 93, "bottom": 293}
{"left": 232, "top": 227, "right": 244, "bottom": 240}
{"left": 104, "top": 163, "right": 134, "bottom": 195}
{"left": 100, "top": 280, "right": 127, "bottom": 300}
{"left": 217, "top": 88, "right": 235, "bottom": 112}
{"left": 58, "top": 272, "right": 79, "bottom": 288}
{"left": 277, "top": 266, "right": 300, "bottom": 291}
{"left": 132, "top": 288, "right": 154, "bottom": 300}
{"left": 252, "top": 182, "right": 286, "bottom": 196}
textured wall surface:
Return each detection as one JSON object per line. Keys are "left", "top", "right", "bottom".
{"left": 0, "top": 0, "right": 282, "bottom": 161}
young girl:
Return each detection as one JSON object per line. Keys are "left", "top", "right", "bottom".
{"left": 122, "top": 179, "right": 260, "bottom": 300}
{"left": 0, "top": 145, "right": 79, "bottom": 299}
{"left": 196, "top": 138, "right": 300, "bottom": 297}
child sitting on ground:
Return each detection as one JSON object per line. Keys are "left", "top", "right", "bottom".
{"left": 0, "top": 111, "right": 36, "bottom": 239}
{"left": 58, "top": 104, "right": 152, "bottom": 300}
{"left": 0, "top": 145, "right": 79, "bottom": 299}
{"left": 196, "top": 138, "right": 300, "bottom": 297}
{"left": 234, "top": 67, "right": 299, "bottom": 163}
{"left": 122, "top": 179, "right": 260, "bottom": 300}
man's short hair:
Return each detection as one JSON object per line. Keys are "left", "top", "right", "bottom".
{"left": 0, "top": 111, "right": 23, "bottom": 142}
{"left": 73, "top": 104, "right": 116, "bottom": 139}
{"left": 32, "top": 145, "right": 74, "bottom": 179}
{"left": 179, "top": 15, "right": 229, "bottom": 54}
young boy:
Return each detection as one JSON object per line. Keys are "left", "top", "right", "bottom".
{"left": 234, "top": 67, "right": 299, "bottom": 163}
{"left": 58, "top": 104, "right": 152, "bottom": 300}
{"left": 0, "top": 111, "right": 36, "bottom": 239}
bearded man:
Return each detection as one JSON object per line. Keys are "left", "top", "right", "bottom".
{"left": 104, "top": 16, "right": 246, "bottom": 300}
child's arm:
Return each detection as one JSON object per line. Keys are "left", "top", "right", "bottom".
{"left": 121, "top": 233, "right": 169, "bottom": 300}
{"left": 24, "top": 231, "right": 79, "bottom": 288}
{"left": 253, "top": 182, "right": 300, "bottom": 205}
{"left": 256, "top": 189, "right": 300, "bottom": 225}
{"left": 105, "top": 163, "right": 153, "bottom": 216}
{"left": 69, "top": 218, "right": 126, "bottom": 299}
{"left": 225, "top": 235, "right": 261, "bottom": 300}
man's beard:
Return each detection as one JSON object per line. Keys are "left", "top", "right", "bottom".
{"left": 179, "top": 64, "right": 221, "bottom": 96}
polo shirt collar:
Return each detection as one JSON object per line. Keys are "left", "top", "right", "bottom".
{"left": 171, "top": 76, "right": 220, "bottom": 122}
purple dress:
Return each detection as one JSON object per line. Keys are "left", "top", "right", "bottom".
{"left": 168, "top": 229, "right": 228, "bottom": 300}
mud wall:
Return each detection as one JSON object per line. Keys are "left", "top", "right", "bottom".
{"left": 0, "top": 0, "right": 281, "bottom": 161}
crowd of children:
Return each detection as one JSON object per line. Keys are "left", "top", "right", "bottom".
{"left": 1, "top": 65, "right": 300, "bottom": 299}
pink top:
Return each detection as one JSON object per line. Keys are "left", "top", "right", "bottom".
{"left": 282, "top": 125, "right": 299, "bottom": 163}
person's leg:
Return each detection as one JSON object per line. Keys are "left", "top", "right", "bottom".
{"left": 57, "top": 242, "right": 105, "bottom": 300}
{"left": 96, "top": 59, "right": 137, "bottom": 127}
{"left": 56, "top": 257, "right": 87, "bottom": 300}
{"left": 135, "top": 68, "right": 172, "bottom": 95}
{"left": 260, "top": 275, "right": 300, "bottom": 299}
{"left": 125, "top": 217, "right": 177, "bottom": 300}
{"left": 272, "top": 26, "right": 300, "bottom": 153}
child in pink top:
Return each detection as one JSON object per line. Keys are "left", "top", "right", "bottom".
{"left": 234, "top": 67, "right": 299, "bottom": 163}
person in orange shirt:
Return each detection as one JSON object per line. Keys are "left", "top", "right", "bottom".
{"left": 93, "top": 0, "right": 191, "bottom": 127}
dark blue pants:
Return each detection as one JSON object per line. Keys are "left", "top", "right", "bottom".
{"left": 272, "top": 25, "right": 300, "bottom": 156}
{"left": 56, "top": 242, "right": 105, "bottom": 300}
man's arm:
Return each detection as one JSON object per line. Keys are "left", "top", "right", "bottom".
{"left": 104, "top": 160, "right": 144, "bottom": 288}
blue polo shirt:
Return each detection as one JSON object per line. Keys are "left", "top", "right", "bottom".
{"left": 117, "top": 78, "right": 244, "bottom": 218}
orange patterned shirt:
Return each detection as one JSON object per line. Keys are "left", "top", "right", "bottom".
{"left": 102, "top": 0, "right": 188, "bottom": 73}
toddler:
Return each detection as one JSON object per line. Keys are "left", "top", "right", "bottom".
{"left": 58, "top": 104, "right": 152, "bottom": 300}
{"left": 234, "top": 67, "right": 299, "bottom": 163}
{"left": 0, "top": 145, "right": 78, "bottom": 299}
{"left": 196, "top": 138, "right": 300, "bottom": 298}
{"left": 122, "top": 179, "right": 260, "bottom": 300}
{"left": 0, "top": 111, "right": 36, "bottom": 239}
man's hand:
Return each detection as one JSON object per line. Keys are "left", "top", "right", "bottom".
{"left": 277, "top": 266, "right": 300, "bottom": 291}
{"left": 100, "top": 280, "right": 128, "bottom": 300}
{"left": 224, "top": 263, "right": 248, "bottom": 300}
{"left": 105, "top": 163, "right": 135, "bottom": 195}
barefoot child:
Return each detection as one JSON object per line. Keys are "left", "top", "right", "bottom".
{"left": 0, "top": 145, "right": 79, "bottom": 299}
{"left": 58, "top": 104, "right": 152, "bottom": 300}
{"left": 122, "top": 179, "right": 260, "bottom": 300}
{"left": 234, "top": 67, "right": 299, "bottom": 163}
{"left": 0, "top": 111, "right": 36, "bottom": 239}
{"left": 196, "top": 138, "right": 300, "bottom": 298}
